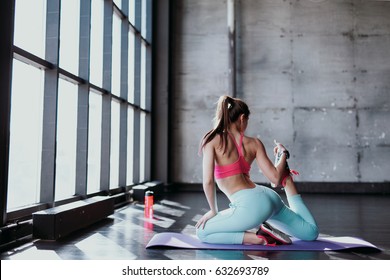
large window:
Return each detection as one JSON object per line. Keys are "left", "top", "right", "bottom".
{"left": 13, "top": 0, "right": 46, "bottom": 59}
{"left": 110, "top": 99, "right": 121, "bottom": 189}
{"left": 140, "top": 111, "right": 147, "bottom": 182}
{"left": 4, "top": 0, "right": 153, "bottom": 219}
{"left": 87, "top": 91, "right": 103, "bottom": 195}
{"left": 140, "top": 42, "right": 147, "bottom": 109}
{"left": 111, "top": 11, "right": 122, "bottom": 97}
{"left": 59, "top": 0, "right": 80, "bottom": 75}
{"left": 55, "top": 79, "right": 79, "bottom": 201}
{"left": 90, "top": 0, "right": 104, "bottom": 87}
{"left": 128, "top": 29, "right": 135, "bottom": 103}
{"left": 127, "top": 107, "right": 135, "bottom": 185}
{"left": 7, "top": 59, "right": 44, "bottom": 210}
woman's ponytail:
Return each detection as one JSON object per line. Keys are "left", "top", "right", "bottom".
{"left": 200, "top": 95, "right": 250, "bottom": 154}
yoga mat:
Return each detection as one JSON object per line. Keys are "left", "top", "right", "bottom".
{"left": 146, "top": 232, "right": 379, "bottom": 251}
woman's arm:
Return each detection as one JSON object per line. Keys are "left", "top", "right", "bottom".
{"left": 254, "top": 138, "right": 288, "bottom": 186}
{"left": 195, "top": 141, "right": 218, "bottom": 229}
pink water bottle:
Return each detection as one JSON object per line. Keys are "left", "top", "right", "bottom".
{"left": 144, "top": 191, "right": 154, "bottom": 218}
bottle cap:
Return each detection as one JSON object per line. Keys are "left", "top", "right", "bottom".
{"left": 145, "top": 191, "right": 154, "bottom": 196}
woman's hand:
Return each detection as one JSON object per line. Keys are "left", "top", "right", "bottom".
{"left": 273, "top": 139, "right": 287, "bottom": 156}
{"left": 195, "top": 210, "right": 217, "bottom": 229}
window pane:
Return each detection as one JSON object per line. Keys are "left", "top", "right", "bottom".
{"left": 126, "top": 107, "right": 134, "bottom": 185}
{"left": 110, "top": 99, "right": 121, "bottom": 188}
{"left": 128, "top": 0, "right": 135, "bottom": 25}
{"left": 7, "top": 59, "right": 44, "bottom": 210}
{"left": 114, "top": 0, "right": 122, "bottom": 9}
{"left": 111, "top": 12, "right": 122, "bottom": 97}
{"left": 140, "top": 111, "right": 146, "bottom": 182}
{"left": 128, "top": 29, "right": 135, "bottom": 103}
{"left": 90, "top": 0, "right": 104, "bottom": 87}
{"left": 55, "top": 79, "right": 78, "bottom": 201}
{"left": 87, "top": 91, "right": 102, "bottom": 194}
{"left": 141, "top": 0, "right": 147, "bottom": 38}
{"left": 140, "top": 42, "right": 146, "bottom": 109}
{"left": 14, "top": 0, "right": 47, "bottom": 58}
{"left": 59, "top": 0, "right": 80, "bottom": 75}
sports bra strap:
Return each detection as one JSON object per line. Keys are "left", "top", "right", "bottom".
{"left": 214, "top": 132, "right": 250, "bottom": 180}
{"left": 228, "top": 132, "right": 244, "bottom": 157}
{"left": 239, "top": 133, "right": 244, "bottom": 156}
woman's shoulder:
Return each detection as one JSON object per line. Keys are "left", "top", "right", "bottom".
{"left": 244, "top": 135, "right": 263, "bottom": 146}
{"left": 203, "top": 133, "right": 221, "bottom": 147}
{"left": 243, "top": 135, "right": 266, "bottom": 154}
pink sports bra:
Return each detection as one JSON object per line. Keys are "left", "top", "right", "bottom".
{"left": 214, "top": 133, "right": 251, "bottom": 179}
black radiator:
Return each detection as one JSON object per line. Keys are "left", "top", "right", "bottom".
{"left": 32, "top": 196, "right": 114, "bottom": 240}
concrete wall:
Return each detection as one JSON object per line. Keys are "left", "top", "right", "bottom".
{"left": 171, "top": 0, "right": 390, "bottom": 184}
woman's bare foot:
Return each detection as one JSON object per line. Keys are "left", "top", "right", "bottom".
{"left": 243, "top": 232, "right": 266, "bottom": 245}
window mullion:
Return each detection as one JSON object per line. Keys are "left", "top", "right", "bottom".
{"left": 132, "top": 0, "right": 142, "bottom": 182}
{"left": 40, "top": 0, "right": 60, "bottom": 207}
{"left": 0, "top": 0, "right": 15, "bottom": 225}
{"left": 75, "top": 0, "right": 92, "bottom": 197}
{"left": 100, "top": 1, "right": 113, "bottom": 192}
{"left": 119, "top": 2, "right": 129, "bottom": 186}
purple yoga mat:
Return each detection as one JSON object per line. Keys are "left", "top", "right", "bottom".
{"left": 146, "top": 232, "right": 379, "bottom": 251}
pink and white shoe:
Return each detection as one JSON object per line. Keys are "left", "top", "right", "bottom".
{"left": 271, "top": 147, "right": 299, "bottom": 188}
{"left": 256, "top": 233, "right": 277, "bottom": 246}
{"left": 257, "top": 222, "right": 292, "bottom": 245}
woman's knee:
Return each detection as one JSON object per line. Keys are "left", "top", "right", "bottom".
{"left": 196, "top": 227, "right": 207, "bottom": 242}
{"left": 301, "top": 225, "right": 319, "bottom": 241}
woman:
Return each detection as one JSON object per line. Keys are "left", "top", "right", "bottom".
{"left": 195, "top": 95, "right": 319, "bottom": 245}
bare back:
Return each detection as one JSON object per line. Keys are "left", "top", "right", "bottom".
{"left": 209, "top": 133, "right": 259, "bottom": 196}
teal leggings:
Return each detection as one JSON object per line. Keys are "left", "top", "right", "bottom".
{"left": 196, "top": 185, "right": 319, "bottom": 244}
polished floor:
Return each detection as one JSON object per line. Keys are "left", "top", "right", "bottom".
{"left": 1, "top": 191, "right": 390, "bottom": 260}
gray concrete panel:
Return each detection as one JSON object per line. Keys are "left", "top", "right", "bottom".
{"left": 240, "top": 35, "right": 291, "bottom": 75}
{"left": 355, "top": 0, "right": 390, "bottom": 36}
{"left": 241, "top": 72, "right": 292, "bottom": 109}
{"left": 293, "top": 107, "right": 358, "bottom": 181}
{"left": 294, "top": 108, "right": 356, "bottom": 147}
{"left": 292, "top": 35, "right": 355, "bottom": 108}
{"left": 360, "top": 146, "right": 390, "bottom": 182}
{"left": 355, "top": 69, "right": 390, "bottom": 109}
{"left": 355, "top": 35, "right": 390, "bottom": 109}
{"left": 176, "top": 0, "right": 228, "bottom": 35}
{"left": 246, "top": 108, "right": 295, "bottom": 148}
{"left": 357, "top": 109, "right": 390, "bottom": 147}
{"left": 292, "top": 143, "right": 358, "bottom": 182}
{"left": 291, "top": 0, "right": 354, "bottom": 36}
{"left": 239, "top": 0, "right": 291, "bottom": 37}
